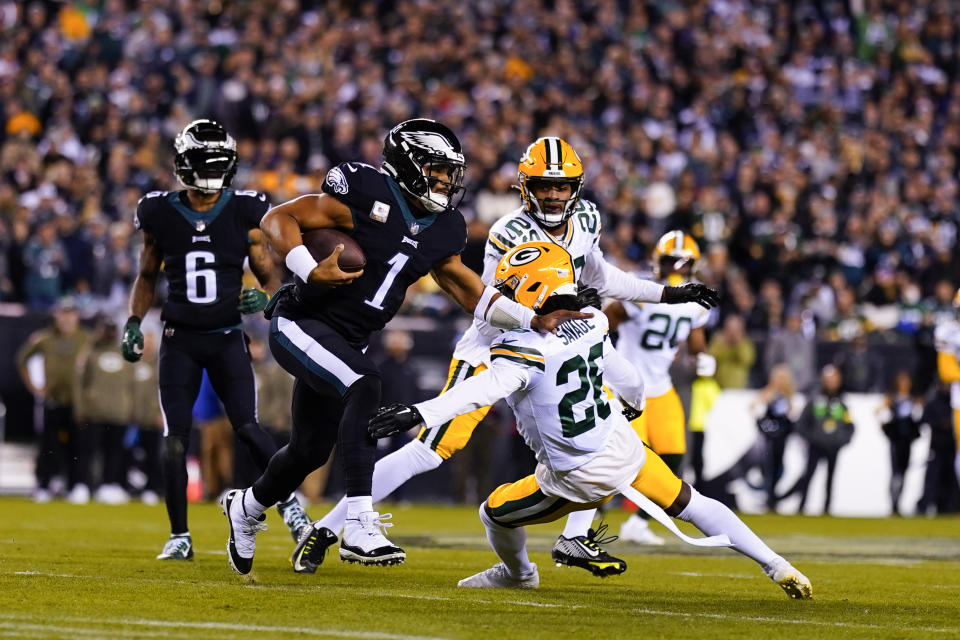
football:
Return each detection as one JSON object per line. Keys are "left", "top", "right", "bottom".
{"left": 301, "top": 229, "right": 366, "bottom": 273}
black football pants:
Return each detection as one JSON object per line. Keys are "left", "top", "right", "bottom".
{"left": 158, "top": 326, "right": 278, "bottom": 534}
{"left": 251, "top": 314, "right": 381, "bottom": 507}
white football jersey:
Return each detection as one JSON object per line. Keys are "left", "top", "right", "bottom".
{"left": 416, "top": 307, "right": 649, "bottom": 500}
{"left": 615, "top": 296, "right": 709, "bottom": 397}
{"left": 934, "top": 318, "right": 960, "bottom": 408}
{"left": 453, "top": 201, "right": 604, "bottom": 366}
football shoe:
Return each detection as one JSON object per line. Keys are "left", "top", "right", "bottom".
{"left": 291, "top": 525, "right": 339, "bottom": 574}
{"left": 458, "top": 563, "right": 539, "bottom": 589}
{"left": 220, "top": 489, "right": 267, "bottom": 575}
{"left": 340, "top": 511, "right": 405, "bottom": 566}
{"left": 277, "top": 495, "right": 311, "bottom": 542}
{"left": 765, "top": 558, "right": 813, "bottom": 600}
{"left": 551, "top": 522, "right": 626, "bottom": 577}
{"left": 619, "top": 514, "right": 665, "bottom": 545}
{"left": 156, "top": 535, "right": 193, "bottom": 561}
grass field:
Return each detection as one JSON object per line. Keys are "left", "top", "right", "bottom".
{"left": 1, "top": 498, "right": 958, "bottom": 639}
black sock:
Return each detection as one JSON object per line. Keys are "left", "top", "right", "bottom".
{"left": 339, "top": 375, "right": 381, "bottom": 497}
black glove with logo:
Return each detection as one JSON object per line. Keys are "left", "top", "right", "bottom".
{"left": 368, "top": 403, "right": 425, "bottom": 439}
{"left": 662, "top": 283, "right": 720, "bottom": 309}
{"left": 576, "top": 285, "right": 602, "bottom": 310}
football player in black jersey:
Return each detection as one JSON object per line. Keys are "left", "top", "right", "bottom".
{"left": 121, "top": 120, "right": 310, "bottom": 561}
{"left": 220, "top": 119, "right": 591, "bottom": 574}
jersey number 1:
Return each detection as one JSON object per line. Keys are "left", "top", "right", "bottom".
{"left": 186, "top": 251, "right": 217, "bottom": 304}
{"left": 556, "top": 342, "right": 611, "bottom": 437}
{"left": 364, "top": 252, "right": 409, "bottom": 310}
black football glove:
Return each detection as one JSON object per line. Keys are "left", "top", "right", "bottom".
{"left": 576, "top": 285, "right": 602, "bottom": 310}
{"left": 621, "top": 399, "right": 643, "bottom": 422}
{"left": 368, "top": 403, "right": 425, "bottom": 440}
{"left": 662, "top": 282, "right": 720, "bottom": 309}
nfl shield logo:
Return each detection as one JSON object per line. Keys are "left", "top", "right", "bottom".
{"left": 410, "top": 222, "right": 419, "bottom": 234}
{"left": 195, "top": 221, "right": 206, "bottom": 231}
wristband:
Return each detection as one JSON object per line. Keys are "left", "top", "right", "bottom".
{"left": 285, "top": 244, "right": 319, "bottom": 282}
{"left": 127, "top": 315, "right": 141, "bottom": 326}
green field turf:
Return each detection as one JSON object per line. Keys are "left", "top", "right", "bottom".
{"left": 1, "top": 498, "right": 958, "bottom": 639}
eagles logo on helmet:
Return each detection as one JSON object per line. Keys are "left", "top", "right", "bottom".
{"left": 382, "top": 118, "right": 466, "bottom": 214}
{"left": 517, "top": 137, "right": 585, "bottom": 229}
{"left": 174, "top": 119, "right": 238, "bottom": 193}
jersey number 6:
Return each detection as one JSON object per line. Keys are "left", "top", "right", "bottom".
{"left": 186, "top": 250, "right": 217, "bottom": 304}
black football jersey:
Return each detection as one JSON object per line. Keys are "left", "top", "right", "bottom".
{"left": 285, "top": 162, "right": 467, "bottom": 347}
{"left": 134, "top": 189, "right": 269, "bottom": 330}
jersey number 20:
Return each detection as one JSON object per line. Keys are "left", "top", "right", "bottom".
{"left": 556, "top": 342, "right": 611, "bottom": 437}
{"left": 186, "top": 251, "right": 217, "bottom": 304}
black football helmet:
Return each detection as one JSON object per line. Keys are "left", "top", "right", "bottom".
{"left": 382, "top": 118, "right": 465, "bottom": 213}
{"left": 174, "top": 119, "right": 237, "bottom": 193}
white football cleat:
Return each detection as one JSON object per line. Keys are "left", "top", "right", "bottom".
{"left": 220, "top": 489, "right": 267, "bottom": 575}
{"left": 619, "top": 515, "right": 665, "bottom": 545}
{"left": 340, "top": 511, "right": 405, "bottom": 566}
{"left": 458, "top": 563, "right": 539, "bottom": 589}
{"left": 67, "top": 483, "right": 90, "bottom": 505}
{"left": 765, "top": 558, "right": 813, "bottom": 600}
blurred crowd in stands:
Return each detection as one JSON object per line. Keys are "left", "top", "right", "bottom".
{"left": 1, "top": 1, "right": 959, "bottom": 510}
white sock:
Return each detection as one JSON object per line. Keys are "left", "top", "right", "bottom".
{"left": 628, "top": 512, "right": 648, "bottom": 526}
{"left": 171, "top": 531, "right": 189, "bottom": 538}
{"left": 955, "top": 451, "right": 960, "bottom": 487}
{"left": 316, "top": 440, "right": 444, "bottom": 535}
{"left": 346, "top": 495, "right": 373, "bottom": 520}
{"left": 676, "top": 488, "right": 778, "bottom": 568}
{"left": 562, "top": 508, "right": 596, "bottom": 539}
{"left": 243, "top": 488, "right": 267, "bottom": 519}
{"left": 479, "top": 504, "right": 535, "bottom": 579}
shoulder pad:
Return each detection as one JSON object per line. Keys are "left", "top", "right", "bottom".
{"left": 134, "top": 191, "right": 169, "bottom": 231}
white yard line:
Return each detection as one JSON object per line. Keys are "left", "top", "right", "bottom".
{"left": 0, "top": 615, "right": 446, "bottom": 640}
{"left": 668, "top": 571, "right": 754, "bottom": 579}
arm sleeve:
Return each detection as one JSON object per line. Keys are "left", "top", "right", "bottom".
{"left": 581, "top": 244, "right": 664, "bottom": 302}
{"left": 414, "top": 358, "right": 530, "bottom": 428}
{"left": 602, "top": 335, "right": 645, "bottom": 411}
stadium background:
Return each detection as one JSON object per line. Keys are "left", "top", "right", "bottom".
{"left": 0, "top": 0, "right": 958, "bottom": 515}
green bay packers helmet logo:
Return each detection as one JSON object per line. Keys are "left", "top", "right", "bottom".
{"left": 508, "top": 246, "right": 543, "bottom": 266}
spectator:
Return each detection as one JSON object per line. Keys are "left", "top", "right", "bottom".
{"left": 15, "top": 298, "right": 92, "bottom": 503}
{"left": 763, "top": 310, "right": 816, "bottom": 393}
{"left": 687, "top": 352, "right": 720, "bottom": 488}
{"left": 74, "top": 317, "right": 131, "bottom": 504}
{"left": 708, "top": 314, "right": 756, "bottom": 389}
{"left": 129, "top": 330, "right": 163, "bottom": 505}
{"left": 877, "top": 370, "right": 922, "bottom": 516}
{"left": 781, "top": 365, "right": 855, "bottom": 515}
{"left": 752, "top": 365, "right": 797, "bottom": 512}
{"left": 916, "top": 384, "right": 960, "bottom": 515}
{"left": 833, "top": 333, "right": 887, "bottom": 393}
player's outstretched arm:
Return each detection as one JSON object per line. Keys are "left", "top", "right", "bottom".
{"left": 431, "top": 254, "right": 592, "bottom": 334}
{"left": 661, "top": 282, "right": 720, "bottom": 309}
{"left": 122, "top": 232, "right": 161, "bottom": 362}
{"left": 368, "top": 361, "right": 528, "bottom": 440}
{"left": 259, "top": 193, "right": 361, "bottom": 286}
